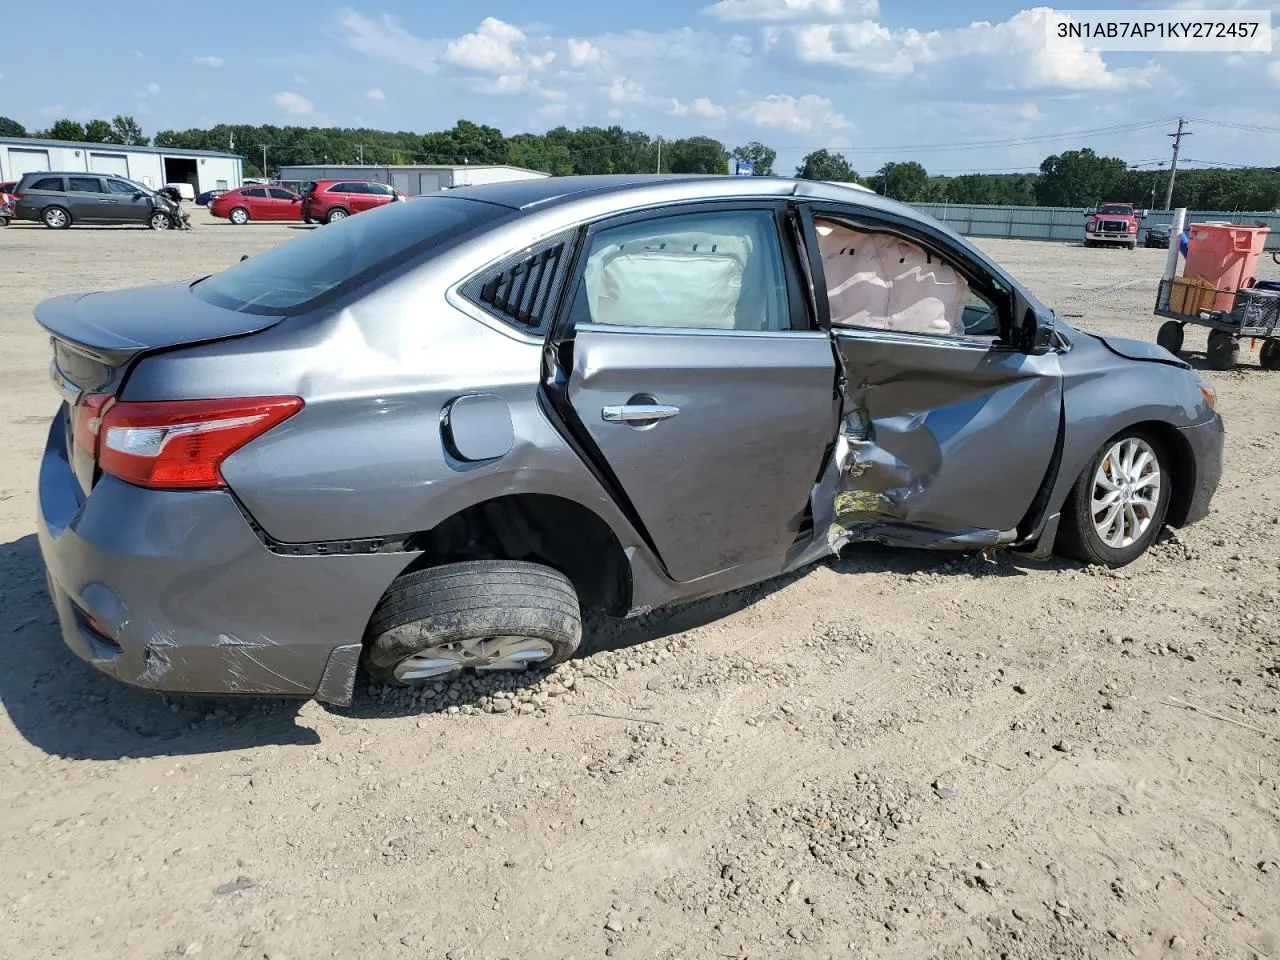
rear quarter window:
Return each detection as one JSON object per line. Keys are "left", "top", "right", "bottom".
{"left": 27, "top": 177, "right": 63, "bottom": 191}
{"left": 192, "top": 195, "right": 510, "bottom": 317}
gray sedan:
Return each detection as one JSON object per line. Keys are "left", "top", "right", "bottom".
{"left": 33, "top": 175, "right": 1223, "bottom": 705}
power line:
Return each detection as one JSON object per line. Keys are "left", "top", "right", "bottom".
{"left": 1189, "top": 118, "right": 1280, "bottom": 136}
{"left": 768, "top": 118, "right": 1177, "bottom": 154}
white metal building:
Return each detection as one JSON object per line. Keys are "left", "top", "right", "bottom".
{"left": 275, "top": 163, "right": 548, "bottom": 196}
{"left": 0, "top": 137, "right": 244, "bottom": 192}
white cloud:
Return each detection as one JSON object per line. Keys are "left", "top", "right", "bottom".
{"left": 273, "top": 90, "right": 315, "bottom": 116}
{"left": 702, "top": 0, "right": 878, "bottom": 22}
{"left": 136, "top": 81, "right": 161, "bottom": 98}
{"left": 1269, "top": 59, "right": 1280, "bottom": 84}
{"left": 477, "top": 74, "right": 532, "bottom": 95}
{"left": 339, "top": 9, "right": 441, "bottom": 73}
{"left": 192, "top": 55, "right": 224, "bottom": 67}
{"left": 567, "top": 38, "right": 604, "bottom": 67}
{"left": 444, "top": 17, "right": 530, "bottom": 72}
{"left": 607, "top": 76, "right": 648, "bottom": 103}
{"left": 366, "top": 87, "right": 386, "bottom": 101}
{"left": 739, "top": 93, "right": 851, "bottom": 133}
{"left": 668, "top": 97, "right": 727, "bottom": 120}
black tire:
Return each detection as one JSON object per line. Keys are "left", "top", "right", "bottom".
{"left": 325, "top": 207, "right": 349, "bottom": 224}
{"left": 1206, "top": 330, "right": 1239, "bottom": 371}
{"left": 149, "top": 211, "right": 172, "bottom": 231}
{"left": 1156, "top": 320, "right": 1184, "bottom": 356}
{"left": 303, "top": 216, "right": 313, "bottom": 224}
{"left": 1128, "top": 242, "right": 1137, "bottom": 251}
{"left": 229, "top": 206, "right": 250, "bottom": 225}
{"left": 363, "top": 560, "right": 582, "bottom": 686}
{"left": 42, "top": 205, "right": 71, "bottom": 229}
{"left": 1261, "top": 339, "right": 1280, "bottom": 371}
{"left": 1057, "top": 426, "right": 1173, "bottom": 568}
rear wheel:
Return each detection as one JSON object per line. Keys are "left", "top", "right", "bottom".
{"left": 42, "top": 206, "right": 70, "bottom": 229}
{"left": 325, "top": 207, "right": 348, "bottom": 224}
{"left": 1057, "top": 428, "right": 1171, "bottom": 567}
{"left": 229, "top": 206, "right": 249, "bottom": 225}
{"left": 363, "top": 560, "right": 582, "bottom": 687}
{"left": 1206, "top": 330, "right": 1239, "bottom": 370}
{"left": 1261, "top": 339, "right": 1280, "bottom": 371}
{"left": 1156, "top": 320, "right": 1184, "bottom": 356}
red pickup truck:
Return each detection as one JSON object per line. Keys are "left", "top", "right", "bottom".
{"left": 1084, "top": 202, "right": 1140, "bottom": 250}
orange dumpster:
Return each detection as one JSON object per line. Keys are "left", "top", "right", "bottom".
{"left": 1182, "top": 223, "right": 1269, "bottom": 312}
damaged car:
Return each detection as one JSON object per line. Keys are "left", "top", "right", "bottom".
{"left": 34, "top": 174, "right": 1224, "bottom": 706}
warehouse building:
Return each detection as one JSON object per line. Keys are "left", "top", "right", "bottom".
{"left": 0, "top": 137, "right": 243, "bottom": 192}
{"left": 276, "top": 163, "right": 548, "bottom": 196}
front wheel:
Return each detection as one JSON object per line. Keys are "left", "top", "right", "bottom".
{"left": 1057, "top": 429, "right": 1171, "bottom": 567}
{"left": 149, "top": 211, "right": 172, "bottom": 230}
{"left": 1156, "top": 320, "right": 1184, "bottom": 356}
{"left": 363, "top": 560, "right": 582, "bottom": 687}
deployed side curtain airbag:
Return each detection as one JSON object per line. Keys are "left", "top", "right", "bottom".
{"left": 584, "top": 225, "right": 755, "bottom": 329}
{"left": 816, "top": 221, "right": 969, "bottom": 336}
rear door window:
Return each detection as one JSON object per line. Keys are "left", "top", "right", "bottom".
{"left": 243, "top": 188, "right": 267, "bottom": 199}
{"left": 68, "top": 177, "right": 102, "bottom": 193}
{"left": 192, "top": 195, "right": 510, "bottom": 316}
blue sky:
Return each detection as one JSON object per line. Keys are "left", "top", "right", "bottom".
{"left": 1, "top": 0, "right": 1276, "bottom": 176}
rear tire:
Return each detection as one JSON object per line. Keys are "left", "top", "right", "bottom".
{"left": 229, "top": 207, "right": 249, "bottom": 225}
{"left": 363, "top": 560, "right": 582, "bottom": 687}
{"left": 1261, "top": 339, "right": 1280, "bottom": 371}
{"left": 1057, "top": 427, "right": 1171, "bottom": 568}
{"left": 42, "top": 206, "right": 71, "bottom": 229}
{"left": 1206, "top": 330, "right": 1239, "bottom": 371}
{"left": 1156, "top": 320, "right": 1184, "bottom": 356}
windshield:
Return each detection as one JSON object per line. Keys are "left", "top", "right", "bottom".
{"left": 1098, "top": 205, "right": 1131, "bottom": 216}
{"left": 192, "top": 195, "right": 509, "bottom": 316}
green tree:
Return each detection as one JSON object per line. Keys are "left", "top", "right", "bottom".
{"left": 795, "top": 149, "right": 857, "bottom": 182}
{"left": 867, "top": 162, "right": 931, "bottom": 201}
{"left": 731, "top": 141, "right": 776, "bottom": 176}
{"left": 0, "top": 116, "right": 27, "bottom": 137}
{"left": 109, "top": 115, "right": 148, "bottom": 146}
{"left": 1035, "top": 148, "right": 1127, "bottom": 207}
{"left": 665, "top": 136, "right": 729, "bottom": 174}
{"left": 47, "top": 119, "right": 86, "bottom": 141}
{"left": 506, "top": 134, "right": 574, "bottom": 175}
{"left": 83, "top": 119, "right": 113, "bottom": 143}
{"left": 421, "top": 120, "right": 507, "bottom": 165}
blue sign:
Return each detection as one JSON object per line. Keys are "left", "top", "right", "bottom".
{"left": 733, "top": 160, "right": 755, "bottom": 177}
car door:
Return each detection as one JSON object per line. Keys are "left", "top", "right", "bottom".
{"left": 103, "top": 178, "right": 150, "bottom": 223}
{"left": 795, "top": 202, "right": 1063, "bottom": 551}
{"left": 343, "top": 182, "right": 373, "bottom": 213}
{"left": 551, "top": 201, "right": 841, "bottom": 584}
{"left": 240, "top": 187, "right": 269, "bottom": 217}
{"left": 65, "top": 175, "right": 106, "bottom": 222}
{"left": 266, "top": 187, "right": 299, "bottom": 220}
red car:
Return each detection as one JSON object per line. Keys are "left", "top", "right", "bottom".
{"left": 300, "top": 179, "right": 404, "bottom": 224}
{"left": 209, "top": 185, "right": 304, "bottom": 225}
{"left": 0, "top": 181, "right": 16, "bottom": 223}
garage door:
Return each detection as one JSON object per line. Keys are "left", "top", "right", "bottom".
{"left": 89, "top": 152, "right": 130, "bottom": 177}
{"left": 5, "top": 147, "right": 50, "bottom": 179}
{"left": 417, "top": 172, "right": 443, "bottom": 194}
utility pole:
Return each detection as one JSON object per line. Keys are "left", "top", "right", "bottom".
{"left": 257, "top": 144, "right": 269, "bottom": 179}
{"left": 656, "top": 135, "right": 662, "bottom": 173}
{"left": 357, "top": 143, "right": 365, "bottom": 164}
{"left": 1163, "top": 118, "right": 1191, "bottom": 210}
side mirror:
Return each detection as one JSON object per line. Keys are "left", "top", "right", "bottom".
{"left": 133, "top": 191, "right": 145, "bottom": 200}
{"left": 1013, "top": 289, "right": 1055, "bottom": 355}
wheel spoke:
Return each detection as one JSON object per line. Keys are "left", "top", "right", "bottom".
{"left": 1089, "top": 436, "right": 1163, "bottom": 553}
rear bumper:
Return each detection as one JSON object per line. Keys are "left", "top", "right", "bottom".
{"left": 1178, "top": 413, "right": 1224, "bottom": 527}
{"left": 36, "top": 416, "right": 413, "bottom": 703}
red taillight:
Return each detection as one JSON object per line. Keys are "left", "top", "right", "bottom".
{"left": 97, "top": 396, "right": 303, "bottom": 490}
{"left": 73, "top": 393, "right": 113, "bottom": 459}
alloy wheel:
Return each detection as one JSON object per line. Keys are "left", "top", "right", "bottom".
{"left": 1090, "top": 437, "right": 1162, "bottom": 549}
{"left": 392, "top": 635, "right": 555, "bottom": 682}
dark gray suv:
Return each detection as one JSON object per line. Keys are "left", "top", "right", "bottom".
{"left": 12, "top": 172, "right": 177, "bottom": 229}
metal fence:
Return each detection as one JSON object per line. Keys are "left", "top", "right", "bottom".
{"left": 910, "top": 202, "right": 1280, "bottom": 251}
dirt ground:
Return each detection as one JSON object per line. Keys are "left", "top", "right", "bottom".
{"left": 1, "top": 208, "right": 1278, "bottom": 960}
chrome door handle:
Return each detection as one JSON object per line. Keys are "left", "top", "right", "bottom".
{"left": 602, "top": 404, "right": 680, "bottom": 423}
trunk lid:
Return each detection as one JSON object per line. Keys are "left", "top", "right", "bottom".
{"left": 36, "top": 280, "right": 288, "bottom": 496}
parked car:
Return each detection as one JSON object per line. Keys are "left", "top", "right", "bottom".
{"left": 195, "top": 189, "right": 227, "bottom": 206}
{"left": 164, "top": 182, "right": 196, "bottom": 202}
{"left": 11, "top": 172, "right": 182, "bottom": 229}
{"left": 0, "top": 180, "right": 15, "bottom": 225}
{"left": 32, "top": 175, "right": 1224, "bottom": 706}
{"left": 209, "top": 185, "right": 303, "bottom": 224}
{"left": 1144, "top": 223, "right": 1173, "bottom": 248}
{"left": 300, "top": 179, "right": 404, "bottom": 224}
